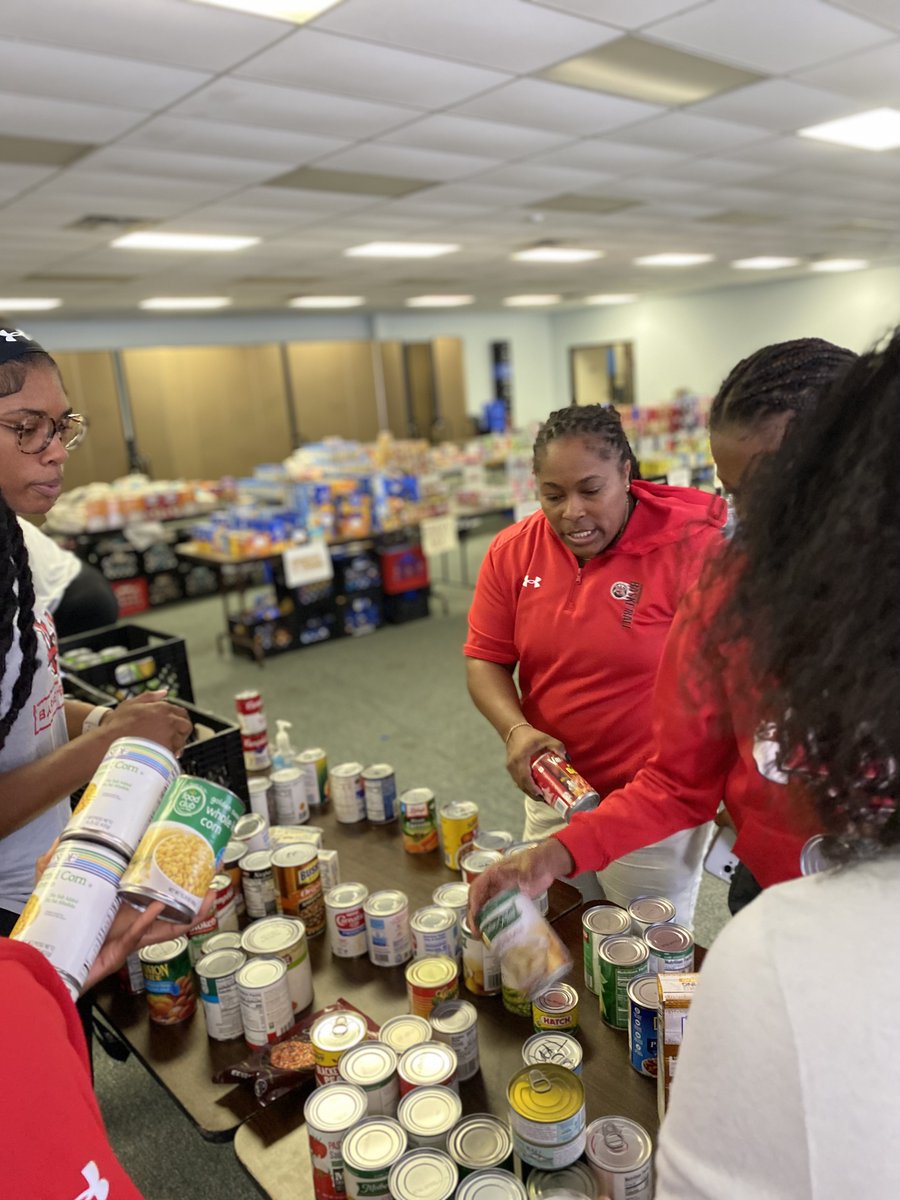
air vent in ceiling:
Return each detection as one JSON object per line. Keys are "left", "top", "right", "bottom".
{"left": 67, "top": 214, "right": 152, "bottom": 233}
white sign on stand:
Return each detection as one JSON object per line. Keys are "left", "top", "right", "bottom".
{"left": 420, "top": 513, "right": 460, "bottom": 557}
{"left": 667, "top": 467, "right": 691, "bottom": 489}
{"left": 282, "top": 540, "right": 334, "bottom": 588}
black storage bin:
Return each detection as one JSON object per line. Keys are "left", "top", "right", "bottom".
{"left": 58, "top": 623, "right": 194, "bottom": 703}
{"left": 383, "top": 588, "right": 430, "bottom": 624}
{"left": 228, "top": 610, "right": 299, "bottom": 660}
{"left": 338, "top": 587, "right": 383, "bottom": 637}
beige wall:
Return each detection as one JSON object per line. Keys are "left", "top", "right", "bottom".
{"left": 54, "top": 351, "right": 129, "bottom": 490}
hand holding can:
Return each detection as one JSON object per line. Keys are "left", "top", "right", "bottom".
{"left": 466, "top": 839, "right": 574, "bottom": 935}
{"left": 505, "top": 724, "right": 565, "bottom": 797}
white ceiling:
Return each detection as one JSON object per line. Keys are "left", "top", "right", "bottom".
{"left": 2, "top": 0, "right": 900, "bottom": 315}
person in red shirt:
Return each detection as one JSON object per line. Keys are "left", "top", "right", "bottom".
{"left": 465, "top": 403, "right": 725, "bottom": 922}
{"left": 468, "top": 338, "right": 858, "bottom": 924}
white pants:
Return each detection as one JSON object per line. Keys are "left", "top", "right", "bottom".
{"left": 522, "top": 796, "right": 714, "bottom": 929}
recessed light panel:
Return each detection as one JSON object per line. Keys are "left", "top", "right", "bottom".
{"left": 635, "top": 253, "right": 713, "bottom": 266}
{"left": 585, "top": 293, "right": 637, "bottom": 305}
{"left": 732, "top": 257, "right": 799, "bottom": 270}
{"left": 0, "top": 298, "right": 61, "bottom": 311}
{"left": 140, "top": 297, "right": 233, "bottom": 310}
{"left": 344, "top": 243, "right": 460, "bottom": 259}
{"left": 289, "top": 296, "right": 366, "bottom": 308}
{"left": 188, "top": 0, "right": 342, "bottom": 22}
{"left": 113, "top": 232, "right": 260, "bottom": 252}
{"left": 809, "top": 259, "right": 869, "bottom": 273}
{"left": 405, "top": 295, "right": 474, "bottom": 307}
{"left": 503, "top": 294, "right": 562, "bottom": 306}
{"left": 513, "top": 247, "right": 603, "bottom": 263}
{"left": 799, "top": 108, "right": 900, "bottom": 151}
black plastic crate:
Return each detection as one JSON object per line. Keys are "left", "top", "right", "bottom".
{"left": 58, "top": 623, "right": 194, "bottom": 703}
{"left": 228, "top": 611, "right": 300, "bottom": 661}
{"left": 383, "top": 588, "right": 430, "bottom": 624}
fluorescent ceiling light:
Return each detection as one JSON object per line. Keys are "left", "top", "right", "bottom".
{"left": 810, "top": 258, "right": 869, "bottom": 273}
{"left": 635, "top": 253, "right": 714, "bottom": 267}
{"left": 732, "top": 257, "right": 799, "bottom": 270}
{"left": 512, "top": 247, "right": 603, "bottom": 264}
{"left": 503, "top": 294, "right": 561, "bottom": 307}
{"left": 585, "top": 293, "right": 637, "bottom": 305}
{"left": 405, "top": 295, "right": 474, "bottom": 308}
{"left": 140, "top": 297, "right": 232, "bottom": 311}
{"left": 799, "top": 108, "right": 900, "bottom": 151}
{"left": 289, "top": 296, "right": 365, "bottom": 308}
{"left": 112, "top": 232, "right": 259, "bottom": 252}
{"left": 344, "top": 242, "right": 459, "bottom": 259}
{"left": 0, "top": 297, "right": 61, "bottom": 311}
{"left": 187, "top": 0, "right": 342, "bottom": 22}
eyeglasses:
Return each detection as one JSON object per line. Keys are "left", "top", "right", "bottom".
{"left": 0, "top": 411, "right": 86, "bottom": 454}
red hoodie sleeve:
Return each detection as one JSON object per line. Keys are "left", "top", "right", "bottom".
{"left": 464, "top": 538, "right": 518, "bottom": 665}
{"left": 555, "top": 587, "right": 736, "bottom": 874}
{"left": 0, "top": 940, "right": 143, "bottom": 1199}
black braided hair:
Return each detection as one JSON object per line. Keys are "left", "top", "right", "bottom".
{"left": 532, "top": 403, "right": 641, "bottom": 479}
{"left": 709, "top": 337, "right": 857, "bottom": 432}
{"left": 0, "top": 494, "right": 38, "bottom": 752}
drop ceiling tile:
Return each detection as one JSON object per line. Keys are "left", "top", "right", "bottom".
{"left": 452, "top": 78, "right": 662, "bottom": 135}
{"left": 267, "top": 165, "right": 430, "bottom": 197}
{"left": 317, "top": 0, "right": 620, "bottom": 72}
{"left": 608, "top": 111, "right": 767, "bottom": 153}
{"left": 119, "top": 117, "right": 348, "bottom": 166}
{"left": 470, "top": 162, "right": 618, "bottom": 193}
{"left": 379, "top": 115, "right": 574, "bottom": 159}
{"left": 0, "top": 163, "right": 65, "bottom": 193}
{"left": 797, "top": 40, "right": 900, "bottom": 107}
{"left": 0, "top": 91, "right": 145, "bottom": 143}
{"left": 39, "top": 168, "right": 231, "bottom": 207}
{"left": 661, "top": 156, "right": 774, "bottom": 184}
{"left": 526, "top": 0, "right": 715, "bottom": 31}
{"left": 826, "top": 0, "right": 900, "bottom": 33}
{"left": 726, "top": 134, "right": 865, "bottom": 170}
{"left": 648, "top": 0, "right": 891, "bottom": 74}
{"left": 79, "top": 146, "right": 290, "bottom": 186}
{"left": 689, "top": 79, "right": 862, "bottom": 131}
{"left": 313, "top": 143, "right": 498, "bottom": 182}
{"left": 529, "top": 138, "right": 685, "bottom": 174}
{"left": 232, "top": 186, "right": 380, "bottom": 215}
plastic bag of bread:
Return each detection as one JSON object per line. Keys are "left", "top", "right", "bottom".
{"left": 476, "top": 887, "right": 571, "bottom": 999}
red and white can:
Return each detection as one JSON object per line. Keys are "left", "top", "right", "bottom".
{"left": 460, "top": 849, "right": 502, "bottom": 884}
{"left": 325, "top": 882, "right": 369, "bottom": 958}
{"left": 304, "top": 1082, "right": 368, "bottom": 1200}
{"left": 242, "top": 730, "right": 271, "bottom": 772}
{"left": 212, "top": 872, "right": 239, "bottom": 933}
{"left": 398, "top": 1042, "right": 459, "bottom": 1096}
{"left": 234, "top": 689, "right": 266, "bottom": 734}
{"left": 236, "top": 956, "right": 293, "bottom": 1048}
{"left": 530, "top": 750, "right": 600, "bottom": 821}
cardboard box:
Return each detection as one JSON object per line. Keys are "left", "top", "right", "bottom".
{"left": 657, "top": 973, "right": 699, "bottom": 1120}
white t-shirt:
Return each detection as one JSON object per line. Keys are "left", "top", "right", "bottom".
{"left": 655, "top": 857, "right": 900, "bottom": 1198}
{"left": 17, "top": 518, "right": 80, "bottom": 613}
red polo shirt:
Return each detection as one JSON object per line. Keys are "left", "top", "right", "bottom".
{"left": 465, "top": 480, "right": 725, "bottom": 798}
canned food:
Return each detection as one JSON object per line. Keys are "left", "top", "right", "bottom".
{"left": 118, "top": 951, "right": 145, "bottom": 996}
{"left": 12, "top": 839, "right": 128, "bottom": 999}
{"left": 187, "top": 907, "right": 219, "bottom": 965}
{"left": 584, "top": 1116, "right": 653, "bottom": 1200}
{"left": 271, "top": 766, "right": 310, "bottom": 825}
{"left": 461, "top": 916, "right": 501, "bottom": 997}
{"left": 272, "top": 843, "right": 325, "bottom": 936}
{"left": 139, "top": 936, "right": 196, "bottom": 1024}
{"left": 212, "top": 871, "right": 239, "bottom": 932}
{"left": 247, "top": 775, "right": 275, "bottom": 824}
{"left": 330, "top": 762, "right": 366, "bottom": 823}
{"left": 508, "top": 1064, "right": 585, "bottom": 1169}
{"left": 364, "top": 889, "right": 412, "bottom": 967}
{"left": 62, "top": 737, "right": 179, "bottom": 856}
{"left": 525, "top": 1161, "right": 599, "bottom": 1199}
{"left": 201, "top": 930, "right": 242, "bottom": 956}
{"left": 582, "top": 904, "right": 632, "bottom": 994}
{"left": 325, "top": 882, "right": 369, "bottom": 958}
{"left": 406, "top": 956, "right": 459, "bottom": 1018}
{"left": 461, "top": 851, "right": 502, "bottom": 887}
{"left": 447, "top": 1114, "right": 514, "bottom": 1177}
{"left": 222, "top": 839, "right": 248, "bottom": 916}
{"left": 388, "top": 1148, "right": 458, "bottom": 1200}
{"left": 304, "top": 1082, "right": 367, "bottom": 1200}
{"left": 457, "top": 1170, "right": 527, "bottom": 1200}
{"left": 431, "top": 881, "right": 468, "bottom": 937}
{"left": 502, "top": 842, "right": 549, "bottom": 916}
{"left": 398, "top": 1042, "right": 459, "bottom": 1096}
{"left": 119, "top": 775, "right": 243, "bottom": 922}
{"left": 241, "top": 849, "right": 278, "bottom": 919}
{"left": 627, "top": 975, "right": 659, "bottom": 1078}
{"left": 362, "top": 763, "right": 398, "bottom": 824}
{"left": 644, "top": 922, "right": 694, "bottom": 975}
{"left": 627, "top": 895, "right": 676, "bottom": 936}
{"left": 472, "top": 829, "right": 515, "bottom": 854}
{"left": 318, "top": 847, "right": 340, "bottom": 891}
{"left": 311, "top": 1010, "right": 370, "bottom": 1087}
{"left": 522, "top": 1033, "right": 583, "bottom": 1076}
{"left": 530, "top": 750, "right": 600, "bottom": 821}
{"left": 379, "top": 1014, "right": 432, "bottom": 1055}
{"left": 397, "top": 1085, "right": 462, "bottom": 1150}
{"left": 429, "top": 999, "right": 479, "bottom": 1082}
{"left": 400, "top": 787, "right": 438, "bottom": 854}
{"left": 438, "top": 800, "right": 479, "bottom": 869}
{"left": 338, "top": 1041, "right": 400, "bottom": 1117}
{"left": 242, "top": 730, "right": 271, "bottom": 772}
{"left": 195, "top": 947, "right": 246, "bottom": 1041}
{"left": 241, "top": 915, "right": 313, "bottom": 1014}
{"left": 599, "top": 936, "right": 650, "bottom": 1030}
{"left": 297, "top": 747, "right": 328, "bottom": 810}
{"left": 233, "top": 811, "right": 270, "bottom": 853}
{"left": 236, "top": 956, "right": 293, "bottom": 1048}
{"left": 477, "top": 888, "right": 571, "bottom": 1002}
{"left": 411, "top": 906, "right": 459, "bottom": 960}
{"left": 234, "top": 689, "right": 266, "bottom": 734}
{"left": 341, "top": 1118, "right": 407, "bottom": 1200}
{"left": 532, "top": 983, "right": 579, "bottom": 1034}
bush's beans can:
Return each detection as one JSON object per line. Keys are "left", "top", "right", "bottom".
{"left": 400, "top": 787, "right": 438, "bottom": 854}
{"left": 599, "top": 936, "right": 650, "bottom": 1029}
{"left": 362, "top": 764, "right": 398, "bottom": 824}
{"left": 201, "top": 930, "right": 242, "bottom": 956}
{"left": 429, "top": 999, "right": 479, "bottom": 1082}
{"left": 507, "top": 1065, "right": 586, "bottom": 1170}
{"left": 389, "top": 1148, "right": 458, "bottom": 1200}
{"left": 233, "top": 811, "right": 270, "bottom": 853}
{"left": 341, "top": 1118, "right": 407, "bottom": 1200}
{"left": 222, "top": 839, "right": 248, "bottom": 915}
{"left": 411, "top": 905, "right": 459, "bottom": 960}
{"left": 627, "top": 975, "right": 659, "bottom": 1078}
{"left": 212, "top": 871, "right": 239, "bottom": 932}
{"left": 241, "top": 849, "right": 278, "bottom": 919}
{"left": 448, "top": 1114, "right": 514, "bottom": 1177}
{"left": 457, "top": 1171, "right": 527, "bottom": 1200}
{"left": 325, "top": 882, "right": 369, "bottom": 958}
{"left": 318, "top": 847, "right": 340, "bottom": 891}
{"left": 271, "top": 766, "right": 310, "bottom": 825}
{"left": 241, "top": 915, "right": 313, "bottom": 1014}
{"left": 627, "top": 895, "right": 676, "bottom": 936}
{"left": 12, "top": 838, "right": 127, "bottom": 999}
{"left": 195, "top": 947, "right": 246, "bottom": 1041}
{"left": 582, "top": 904, "right": 632, "bottom": 994}
{"left": 270, "top": 824, "right": 324, "bottom": 849}
{"left": 472, "top": 829, "right": 515, "bottom": 854}
{"left": 398, "top": 1042, "right": 459, "bottom": 1096}
{"left": 405, "top": 956, "right": 459, "bottom": 1018}
{"left": 304, "top": 1082, "right": 368, "bottom": 1200}
{"left": 272, "top": 842, "right": 325, "bottom": 936}
{"left": 311, "top": 1011, "right": 370, "bottom": 1086}
{"left": 644, "top": 922, "right": 695, "bottom": 974}
{"left": 438, "top": 800, "right": 479, "bottom": 869}
{"left": 522, "top": 1033, "right": 583, "bottom": 1076}
{"left": 461, "top": 916, "right": 501, "bottom": 997}
{"left": 397, "top": 1085, "right": 462, "bottom": 1151}
{"left": 338, "top": 1041, "right": 400, "bottom": 1117}
{"left": 297, "top": 747, "right": 328, "bottom": 810}
{"left": 117, "top": 951, "right": 145, "bottom": 996}
{"left": 365, "top": 889, "right": 412, "bottom": 966}
{"left": 234, "top": 689, "right": 266, "bottom": 734}
{"left": 585, "top": 1116, "right": 653, "bottom": 1200}
{"left": 236, "top": 956, "right": 293, "bottom": 1048}
{"left": 119, "top": 776, "right": 243, "bottom": 922}
{"left": 461, "top": 848, "right": 502, "bottom": 884}
{"left": 380, "top": 1014, "right": 432, "bottom": 1056}
{"left": 330, "top": 762, "right": 366, "bottom": 823}
{"left": 530, "top": 750, "right": 600, "bottom": 821}
{"left": 525, "top": 1161, "right": 599, "bottom": 1198}
{"left": 247, "top": 775, "right": 275, "bottom": 824}
{"left": 62, "top": 737, "right": 179, "bottom": 857}
{"left": 139, "top": 936, "right": 196, "bottom": 1024}
{"left": 532, "top": 983, "right": 579, "bottom": 1034}
{"left": 242, "top": 730, "right": 271, "bottom": 772}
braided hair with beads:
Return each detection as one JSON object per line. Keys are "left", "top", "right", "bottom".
{"left": 532, "top": 403, "right": 641, "bottom": 479}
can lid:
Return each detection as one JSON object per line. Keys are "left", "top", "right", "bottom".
{"left": 341, "top": 1117, "right": 407, "bottom": 1171}
{"left": 447, "top": 1114, "right": 513, "bottom": 1169}
{"left": 139, "top": 936, "right": 188, "bottom": 964}
{"left": 432, "top": 882, "right": 469, "bottom": 909}
{"left": 532, "top": 984, "right": 578, "bottom": 1015}
{"left": 411, "top": 905, "right": 457, "bottom": 933}
{"left": 222, "top": 840, "right": 248, "bottom": 866}
{"left": 598, "top": 936, "right": 649, "bottom": 967}
{"left": 397, "top": 1085, "right": 462, "bottom": 1137}
{"left": 236, "top": 956, "right": 286, "bottom": 988}
{"left": 508, "top": 1064, "right": 584, "bottom": 1123}
{"left": 338, "top": 1041, "right": 398, "bottom": 1086}
{"left": 364, "top": 889, "right": 408, "bottom": 916}
{"left": 525, "top": 1162, "right": 599, "bottom": 1199}
{"left": 234, "top": 813, "right": 267, "bottom": 839}
{"left": 200, "top": 931, "right": 242, "bottom": 955}
{"left": 312, "top": 1010, "right": 369, "bottom": 1051}
{"left": 241, "top": 916, "right": 305, "bottom": 956}
{"left": 401, "top": 787, "right": 435, "bottom": 804}
{"left": 303, "top": 1081, "right": 367, "bottom": 1132}
{"left": 388, "top": 1149, "right": 458, "bottom": 1200}
{"left": 582, "top": 904, "right": 631, "bottom": 936}
{"left": 472, "top": 830, "right": 514, "bottom": 853}
{"left": 406, "top": 957, "right": 458, "bottom": 991}
{"left": 195, "top": 948, "right": 246, "bottom": 979}
{"left": 271, "top": 767, "right": 301, "bottom": 783}
{"left": 627, "top": 975, "right": 660, "bottom": 1009}
{"left": 439, "top": 800, "right": 479, "bottom": 820}
{"left": 399, "top": 1042, "right": 458, "bottom": 1086}
{"left": 627, "top": 896, "right": 676, "bottom": 924}
{"left": 462, "top": 850, "right": 502, "bottom": 875}
{"left": 584, "top": 1116, "right": 652, "bottom": 1173}
{"left": 326, "top": 881, "right": 369, "bottom": 908}
{"left": 330, "top": 762, "right": 363, "bottom": 778}
{"left": 644, "top": 923, "right": 693, "bottom": 954}
{"left": 430, "top": 999, "right": 477, "bottom": 1035}
{"left": 212, "top": 873, "right": 232, "bottom": 892}
{"left": 456, "top": 1169, "right": 528, "bottom": 1200}
{"left": 241, "top": 850, "right": 273, "bottom": 871}
{"left": 270, "top": 843, "right": 318, "bottom": 869}
{"left": 380, "top": 1014, "right": 432, "bottom": 1054}
{"left": 362, "top": 763, "right": 394, "bottom": 780}
{"left": 297, "top": 747, "right": 325, "bottom": 762}
{"left": 247, "top": 777, "right": 270, "bottom": 793}
{"left": 521, "top": 1033, "right": 583, "bottom": 1072}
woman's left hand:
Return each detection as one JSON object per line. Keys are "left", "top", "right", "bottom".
{"left": 83, "top": 893, "right": 214, "bottom": 992}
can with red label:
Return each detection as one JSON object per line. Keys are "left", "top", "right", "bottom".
{"left": 405, "top": 956, "right": 459, "bottom": 1018}
{"left": 234, "top": 689, "right": 266, "bottom": 734}
{"left": 461, "top": 849, "right": 502, "bottom": 884}
{"left": 242, "top": 730, "right": 271, "bottom": 772}
{"left": 305, "top": 1082, "right": 368, "bottom": 1200}
{"left": 325, "top": 882, "right": 369, "bottom": 958}
{"left": 212, "top": 871, "right": 239, "bottom": 932}
{"left": 272, "top": 842, "right": 325, "bottom": 936}
{"left": 398, "top": 1042, "right": 459, "bottom": 1096}
{"left": 236, "top": 956, "right": 293, "bottom": 1048}
{"left": 530, "top": 750, "right": 600, "bottom": 821}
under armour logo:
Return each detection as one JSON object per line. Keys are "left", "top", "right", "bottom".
{"left": 0, "top": 328, "right": 31, "bottom": 343}
{"left": 75, "top": 1161, "right": 110, "bottom": 1200}
{"left": 522, "top": 575, "right": 542, "bottom": 588}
